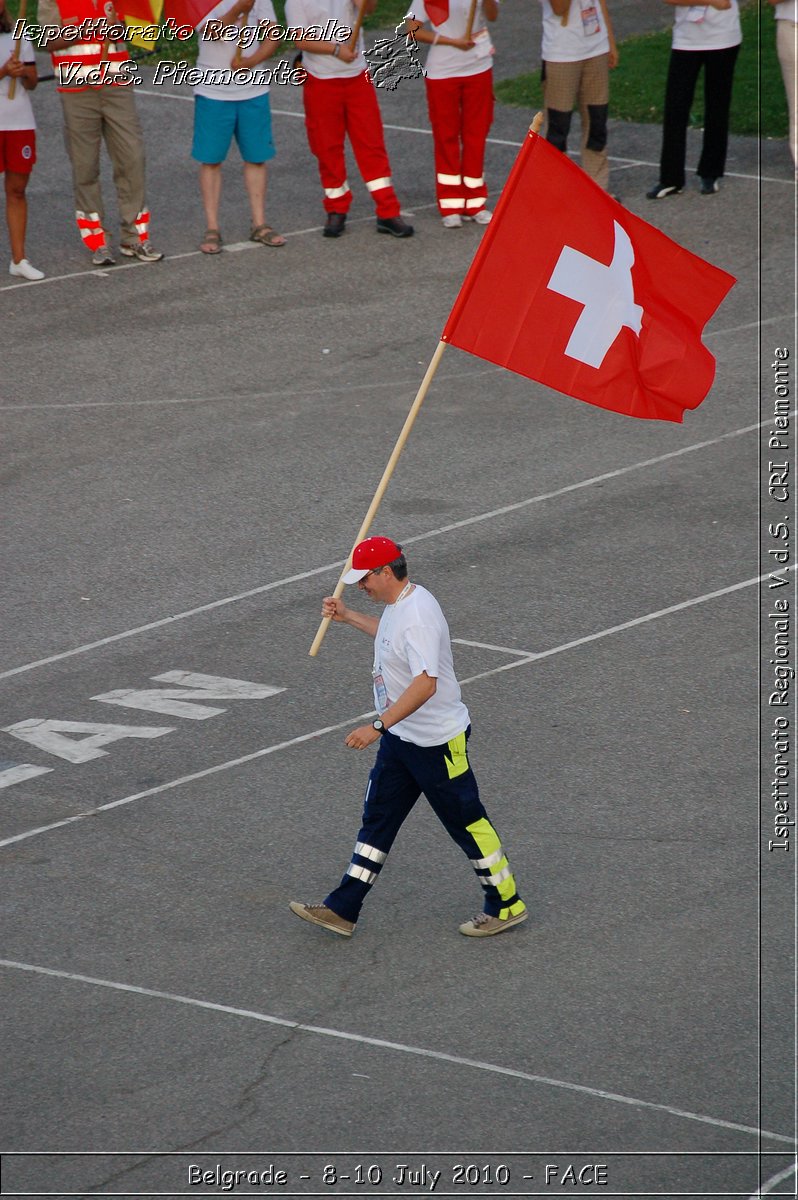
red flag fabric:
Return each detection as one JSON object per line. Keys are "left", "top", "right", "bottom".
{"left": 423, "top": 0, "right": 450, "bottom": 27}
{"left": 160, "top": 0, "right": 217, "bottom": 28}
{"left": 442, "top": 131, "right": 736, "bottom": 422}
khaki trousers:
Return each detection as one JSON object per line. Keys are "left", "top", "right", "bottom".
{"left": 543, "top": 52, "right": 610, "bottom": 191}
{"left": 60, "top": 86, "right": 146, "bottom": 245}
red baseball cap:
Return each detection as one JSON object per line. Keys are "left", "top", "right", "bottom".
{"left": 342, "top": 536, "right": 402, "bottom": 584}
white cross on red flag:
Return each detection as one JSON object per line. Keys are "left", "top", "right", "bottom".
{"left": 441, "top": 130, "right": 736, "bottom": 422}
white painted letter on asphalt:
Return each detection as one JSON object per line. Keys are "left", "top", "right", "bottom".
{"left": 0, "top": 762, "right": 54, "bottom": 790}
{"left": 2, "top": 719, "right": 175, "bottom": 764}
{"left": 91, "top": 671, "right": 285, "bottom": 719}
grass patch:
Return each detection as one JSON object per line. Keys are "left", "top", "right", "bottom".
{"left": 494, "top": 2, "right": 787, "bottom": 140}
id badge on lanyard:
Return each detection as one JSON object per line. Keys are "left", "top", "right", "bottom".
{"left": 578, "top": 0, "right": 600, "bottom": 36}
{"left": 373, "top": 669, "right": 389, "bottom": 713}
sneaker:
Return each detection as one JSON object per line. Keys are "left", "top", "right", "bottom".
{"left": 323, "top": 212, "right": 347, "bottom": 238}
{"left": 442, "top": 213, "right": 463, "bottom": 228}
{"left": 376, "top": 216, "right": 414, "bottom": 238}
{"left": 646, "top": 183, "right": 682, "bottom": 200}
{"left": 119, "top": 240, "right": 164, "bottom": 262}
{"left": 9, "top": 257, "right": 44, "bottom": 281}
{"left": 459, "top": 906, "right": 528, "bottom": 938}
{"left": 464, "top": 209, "right": 492, "bottom": 225}
{"left": 92, "top": 245, "right": 115, "bottom": 267}
{"left": 289, "top": 901, "right": 355, "bottom": 938}
{"left": 700, "top": 177, "right": 719, "bottom": 195}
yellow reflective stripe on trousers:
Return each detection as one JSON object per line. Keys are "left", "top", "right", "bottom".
{"left": 466, "top": 816, "right": 517, "bottom": 903}
{"left": 444, "top": 732, "right": 469, "bottom": 779}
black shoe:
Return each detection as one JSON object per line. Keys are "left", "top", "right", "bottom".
{"left": 323, "top": 212, "right": 347, "bottom": 238}
{"left": 376, "top": 216, "right": 414, "bottom": 238}
{"left": 646, "top": 183, "right": 682, "bottom": 200}
{"left": 700, "top": 176, "right": 719, "bottom": 195}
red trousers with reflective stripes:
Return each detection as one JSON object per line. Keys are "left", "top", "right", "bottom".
{"left": 425, "top": 69, "right": 493, "bottom": 216}
{"left": 302, "top": 70, "right": 400, "bottom": 218}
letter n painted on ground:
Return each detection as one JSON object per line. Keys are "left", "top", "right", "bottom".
{"left": 91, "top": 671, "right": 285, "bottom": 719}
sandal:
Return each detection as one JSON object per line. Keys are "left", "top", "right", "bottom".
{"left": 250, "top": 223, "right": 285, "bottom": 248}
{"left": 200, "top": 229, "right": 222, "bottom": 255}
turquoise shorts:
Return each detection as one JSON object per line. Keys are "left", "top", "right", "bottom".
{"left": 192, "top": 92, "right": 275, "bottom": 165}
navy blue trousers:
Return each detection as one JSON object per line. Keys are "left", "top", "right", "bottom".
{"left": 659, "top": 45, "right": 740, "bottom": 187}
{"left": 324, "top": 728, "right": 523, "bottom": 924}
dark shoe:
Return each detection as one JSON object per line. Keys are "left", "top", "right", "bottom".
{"left": 289, "top": 901, "right": 355, "bottom": 937}
{"left": 700, "top": 177, "right": 720, "bottom": 195}
{"left": 646, "top": 183, "right": 682, "bottom": 200}
{"left": 376, "top": 216, "right": 414, "bottom": 238}
{"left": 323, "top": 212, "right": 347, "bottom": 238}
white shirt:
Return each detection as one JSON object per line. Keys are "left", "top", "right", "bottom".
{"left": 195, "top": 0, "right": 277, "bottom": 99}
{"left": 373, "top": 583, "right": 470, "bottom": 747}
{"left": 284, "top": 0, "right": 365, "bottom": 78}
{"left": 539, "top": 0, "right": 609, "bottom": 63}
{"left": 671, "top": 3, "right": 742, "bottom": 51}
{"left": 0, "top": 32, "right": 36, "bottom": 131}
{"left": 410, "top": 0, "right": 493, "bottom": 80}
{"left": 773, "top": 1, "right": 797, "bottom": 20}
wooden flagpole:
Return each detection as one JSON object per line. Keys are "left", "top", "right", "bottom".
{"left": 347, "top": 0, "right": 368, "bottom": 50}
{"left": 233, "top": 10, "right": 246, "bottom": 65}
{"left": 6, "top": 0, "right": 27, "bottom": 101}
{"left": 463, "top": 0, "right": 477, "bottom": 42}
{"left": 309, "top": 112, "right": 543, "bottom": 657}
{"left": 309, "top": 339, "right": 448, "bottom": 657}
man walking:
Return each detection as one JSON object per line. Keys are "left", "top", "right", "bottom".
{"left": 290, "top": 536, "right": 526, "bottom": 938}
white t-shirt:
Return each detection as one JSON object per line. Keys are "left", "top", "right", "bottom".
{"left": 410, "top": 0, "right": 493, "bottom": 80}
{"left": 284, "top": 0, "right": 365, "bottom": 78}
{"left": 671, "top": 3, "right": 742, "bottom": 51}
{"left": 0, "top": 31, "right": 36, "bottom": 131}
{"left": 195, "top": 0, "right": 277, "bottom": 99}
{"left": 372, "top": 583, "right": 470, "bottom": 747}
{"left": 539, "top": 0, "right": 609, "bottom": 63}
{"left": 773, "top": 1, "right": 797, "bottom": 20}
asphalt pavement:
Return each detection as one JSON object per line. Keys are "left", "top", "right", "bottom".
{"left": 1, "top": 5, "right": 796, "bottom": 1198}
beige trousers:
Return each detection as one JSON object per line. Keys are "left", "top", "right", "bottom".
{"left": 60, "top": 86, "right": 147, "bottom": 244}
{"left": 543, "top": 52, "right": 610, "bottom": 191}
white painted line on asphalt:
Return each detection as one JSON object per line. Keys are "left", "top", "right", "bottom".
{"left": 0, "top": 362, "right": 501, "bottom": 412}
{"left": 0, "top": 311, "right": 790, "bottom": 410}
{"left": 1, "top": 412, "right": 791, "bottom": 684}
{"left": 1, "top": 565, "right": 786, "bottom": 851}
{"left": 0, "top": 201, "right": 441, "bottom": 292}
{"left": 453, "top": 638, "right": 532, "bottom": 657}
{"left": 0, "top": 956, "right": 794, "bottom": 1146}
{"left": 457, "top": 567, "right": 795, "bottom": 687}
{"left": 135, "top": 91, "right": 798, "bottom": 185}
{"left": 748, "top": 1160, "right": 798, "bottom": 1197}
{"left": 0, "top": 710, "right": 375, "bottom": 849}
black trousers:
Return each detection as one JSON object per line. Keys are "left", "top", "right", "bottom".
{"left": 658, "top": 44, "right": 740, "bottom": 188}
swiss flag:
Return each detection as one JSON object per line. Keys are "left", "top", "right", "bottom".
{"left": 442, "top": 131, "right": 736, "bottom": 422}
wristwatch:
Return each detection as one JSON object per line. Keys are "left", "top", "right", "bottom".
{"left": 372, "top": 719, "right": 385, "bottom": 734}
